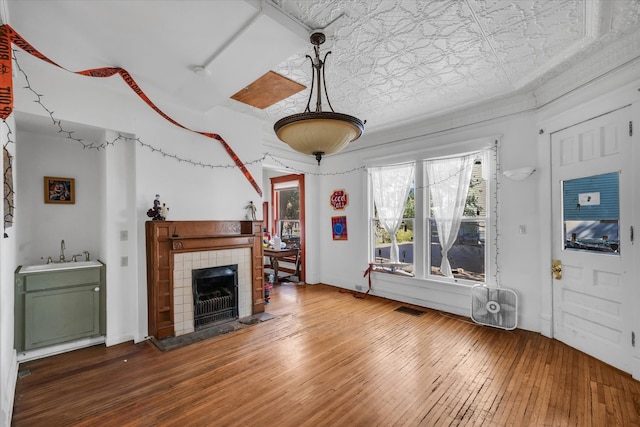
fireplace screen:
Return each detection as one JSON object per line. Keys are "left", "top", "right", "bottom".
{"left": 192, "top": 264, "right": 238, "bottom": 329}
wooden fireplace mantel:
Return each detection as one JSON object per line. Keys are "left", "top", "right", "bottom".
{"left": 145, "top": 220, "right": 265, "bottom": 339}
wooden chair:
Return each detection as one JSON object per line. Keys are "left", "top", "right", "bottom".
{"left": 280, "top": 239, "right": 301, "bottom": 279}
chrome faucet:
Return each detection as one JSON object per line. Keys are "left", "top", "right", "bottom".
{"left": 59, "top": 239, "right": 66, "bottom": 262}
{"left": 83, "top": 250, "right": 90, "bottom": 261}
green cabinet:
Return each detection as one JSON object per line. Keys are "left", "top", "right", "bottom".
{"left": 15, "top": 262, "right": 106, "bottom": 352}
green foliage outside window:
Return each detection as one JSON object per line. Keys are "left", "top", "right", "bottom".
{"left": 279, "top": 188, "right": 300, "bottom": 220}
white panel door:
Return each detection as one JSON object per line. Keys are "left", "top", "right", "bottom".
{"left": 551, "top": 108, "right": 632, "bottom": 373}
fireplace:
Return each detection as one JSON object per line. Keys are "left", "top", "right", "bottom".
{"left": 145, "top": 220, "right": 265, "bottom": 340}
{"left": 172, "top": 248, "right": 252, "bottom": 336}
{"left": 192, "top": 264, "right": 238, "bottom": 329}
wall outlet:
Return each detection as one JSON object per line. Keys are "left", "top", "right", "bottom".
{"left": 120, "top": 230, "right": 128, "bottom": 241}
{"left": 121, "top": 256, "right": 128, "bottom": 267}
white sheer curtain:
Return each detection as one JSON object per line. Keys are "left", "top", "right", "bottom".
{"left": 370, "top": 164, "right": 414, "bottom": 263}
{"left": 426, "top": 153, "right": 476, "bottom": 277}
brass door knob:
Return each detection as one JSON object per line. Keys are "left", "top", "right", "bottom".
{"left": 552, "top": 259, "right": 562, "bottom": 280}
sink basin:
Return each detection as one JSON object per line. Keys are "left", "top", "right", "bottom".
{"left": 20, "top": 260, "right": 102, "bottom": 273}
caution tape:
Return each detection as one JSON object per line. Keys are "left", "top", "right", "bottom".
{"left": 0, "top": 24, "right": 262, "bottom": 196}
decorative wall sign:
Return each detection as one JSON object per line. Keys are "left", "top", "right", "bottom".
{"left": 330, "top": 189, "right": 348, "bottom": 210}
{"left": 44, "top": 176, "right": 75, "bottom": 204}
{"left": 578, "top": 192, "right": 600, "bottom": 206}
{"left": 332, "top": 216, "right": 348, "bottom": 240}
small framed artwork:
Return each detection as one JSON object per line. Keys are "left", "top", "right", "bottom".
{"left": 332, "top": 216, "right": 348, "bottom": 240}
{"left": 44, "top": 176, "right": 75, "bottom": 204}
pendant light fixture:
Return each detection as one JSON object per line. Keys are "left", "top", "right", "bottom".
{"left": 274, "top": 32, "right": 365, "bottom": 165}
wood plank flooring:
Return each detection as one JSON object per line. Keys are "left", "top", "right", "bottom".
{"left": 12, "top": 283, "right": 640, "bottom": 426}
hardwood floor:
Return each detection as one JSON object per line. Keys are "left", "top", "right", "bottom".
{"left": 12, "top": 283, "right": 640, "bottom": 426}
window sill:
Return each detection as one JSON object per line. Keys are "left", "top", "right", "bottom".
{"left": 370, "top": 267, "right": 479, "bottom": 289}
{"left": 369, "top": 262, "right": 414, "bottom": 277}
{"left": 368, "top": 262, "right": 482, "bottom": 286}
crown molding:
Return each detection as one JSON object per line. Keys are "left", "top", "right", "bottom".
{"left": 348, "top": 92, "right": 535, "bottom": 151}
{"left": 336, "top": 28, "right": 640, "bottom": 153}
{"left": 533, "top": 28, "right": 640, "bottom": 108}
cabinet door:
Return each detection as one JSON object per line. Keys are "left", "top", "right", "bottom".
{"left": 24, "top": 284, "right": 101, "bottom": 350}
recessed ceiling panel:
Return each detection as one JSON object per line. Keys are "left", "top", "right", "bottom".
{"left": 231, "top": 71, "right": 305, "bottom": 110}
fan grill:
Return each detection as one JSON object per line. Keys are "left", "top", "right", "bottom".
{"left": 470, "top": 285, "right": 518, "bottom": 330}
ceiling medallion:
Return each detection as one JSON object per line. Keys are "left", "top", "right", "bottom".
{"left": 274, "top": 32, "right": 365, "bottom": 165}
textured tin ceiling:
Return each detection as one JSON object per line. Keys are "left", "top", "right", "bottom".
{"left": 254, "top": 0, "right": 640, "bottom": 132}
{"left": 5, "top": 0, "right": 640, "bottom": 136}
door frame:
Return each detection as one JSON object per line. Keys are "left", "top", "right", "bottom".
{"left": 270, "top": 173, "right": 305, "bottom": 282}
{"left": 537, "top": 79, "right": 640, "bottom": 378}
{"left": 551, "top": 112, "right": 631, "bottom": 373}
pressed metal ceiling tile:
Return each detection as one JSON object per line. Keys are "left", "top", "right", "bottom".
{"left": 469, "top": 0, "right": 586, "bottom": 82}
{"left": 611, "top": 0, "right": 640, "bottom": 34}
{"left": 6, "top": 0, "right": 640, "bottom": 133}
{"left": 261, "top": 0, "right": 640, "bottom": 130}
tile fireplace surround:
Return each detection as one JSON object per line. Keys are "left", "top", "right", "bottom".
{"left": 145, "top": 220, "right": 265, "bottom": 339}
{"left": 173, "top": 248, "right": 252, "bottom": 336}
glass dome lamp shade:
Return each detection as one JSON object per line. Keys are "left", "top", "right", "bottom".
{"left": 274, "top": 32, "right": 364, "bottom": 165}
{"left": 274, "top": 111, "right": 363, "bottom": 164}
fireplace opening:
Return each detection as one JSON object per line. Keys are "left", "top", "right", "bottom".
{"left": 192, "top": 264, "right": 238, "bottom": 329}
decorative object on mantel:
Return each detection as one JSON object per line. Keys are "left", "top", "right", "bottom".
{"left": 273, "top": 32, "right": 365, "bottom": 165}
{"left": 245, "top": 201, "right": 257, "bottom": 220}
{"left": 146, "top": 194, "right": 168, "bottom": 221}
{"left": 0, "top": 24, "right": 262, "bottom": 196}
{"left": 503, "top": 167, "right": 536, "bottom": 181}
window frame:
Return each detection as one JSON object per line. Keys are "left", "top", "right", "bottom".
{"left": 270, "top": 173, "right": 306, "bottom": 282}
{"left": 366, "top": 136, "right": 498, "bottom": 287}
{"left": 424, "top": 153, "right": 489, "bottom": 285}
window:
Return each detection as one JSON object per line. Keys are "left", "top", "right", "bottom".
{"left": 276, "top": 185, "right": 300, "bottom": 241}
{"left": 371, "top": 164, "right": 415, "bottom": 276}
{"left": 426, "top": 154, "right": 487, "bottom": 282}
{"left": 562, "top": 172, "right": 620, "bottom": 254}
{"left": 369, "top": 142, "right": 495, "bottom": 285}
{"left": 372, "top": 188, "right": 414, "bottom": 264}
{"left": 271, "top": 175, "right": 303, "bottom": 249}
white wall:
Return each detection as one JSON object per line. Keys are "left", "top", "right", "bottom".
{"left": 1, "top": 116, "right": 18, "bottom": 426}
{"left": 15, "top": 129, "right": 102, "bottom": 266}
{"left": 0, "top": 51, "right": 272, "bottom": 425}
{"left": 312, "top": 61, "right": 640, "bottom": 337}
{"left": 102, "top": 130, "right": 138, "bottom": 346}
{"left": 9, "top": 49, "right": 266, "bottom": 346}
{"left": 316, "top": 112, "right": 542, "bottom": 331}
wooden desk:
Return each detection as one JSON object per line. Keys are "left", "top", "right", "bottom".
{"left": 264, "top": 247, "right": 298, "bottom": 282}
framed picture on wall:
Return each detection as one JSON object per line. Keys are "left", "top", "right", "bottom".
{"left": 332, "top": 216, "right": 348, "bottom": 240}
{"left": 44, "top": 176, "right": 75, "bottom": 204}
